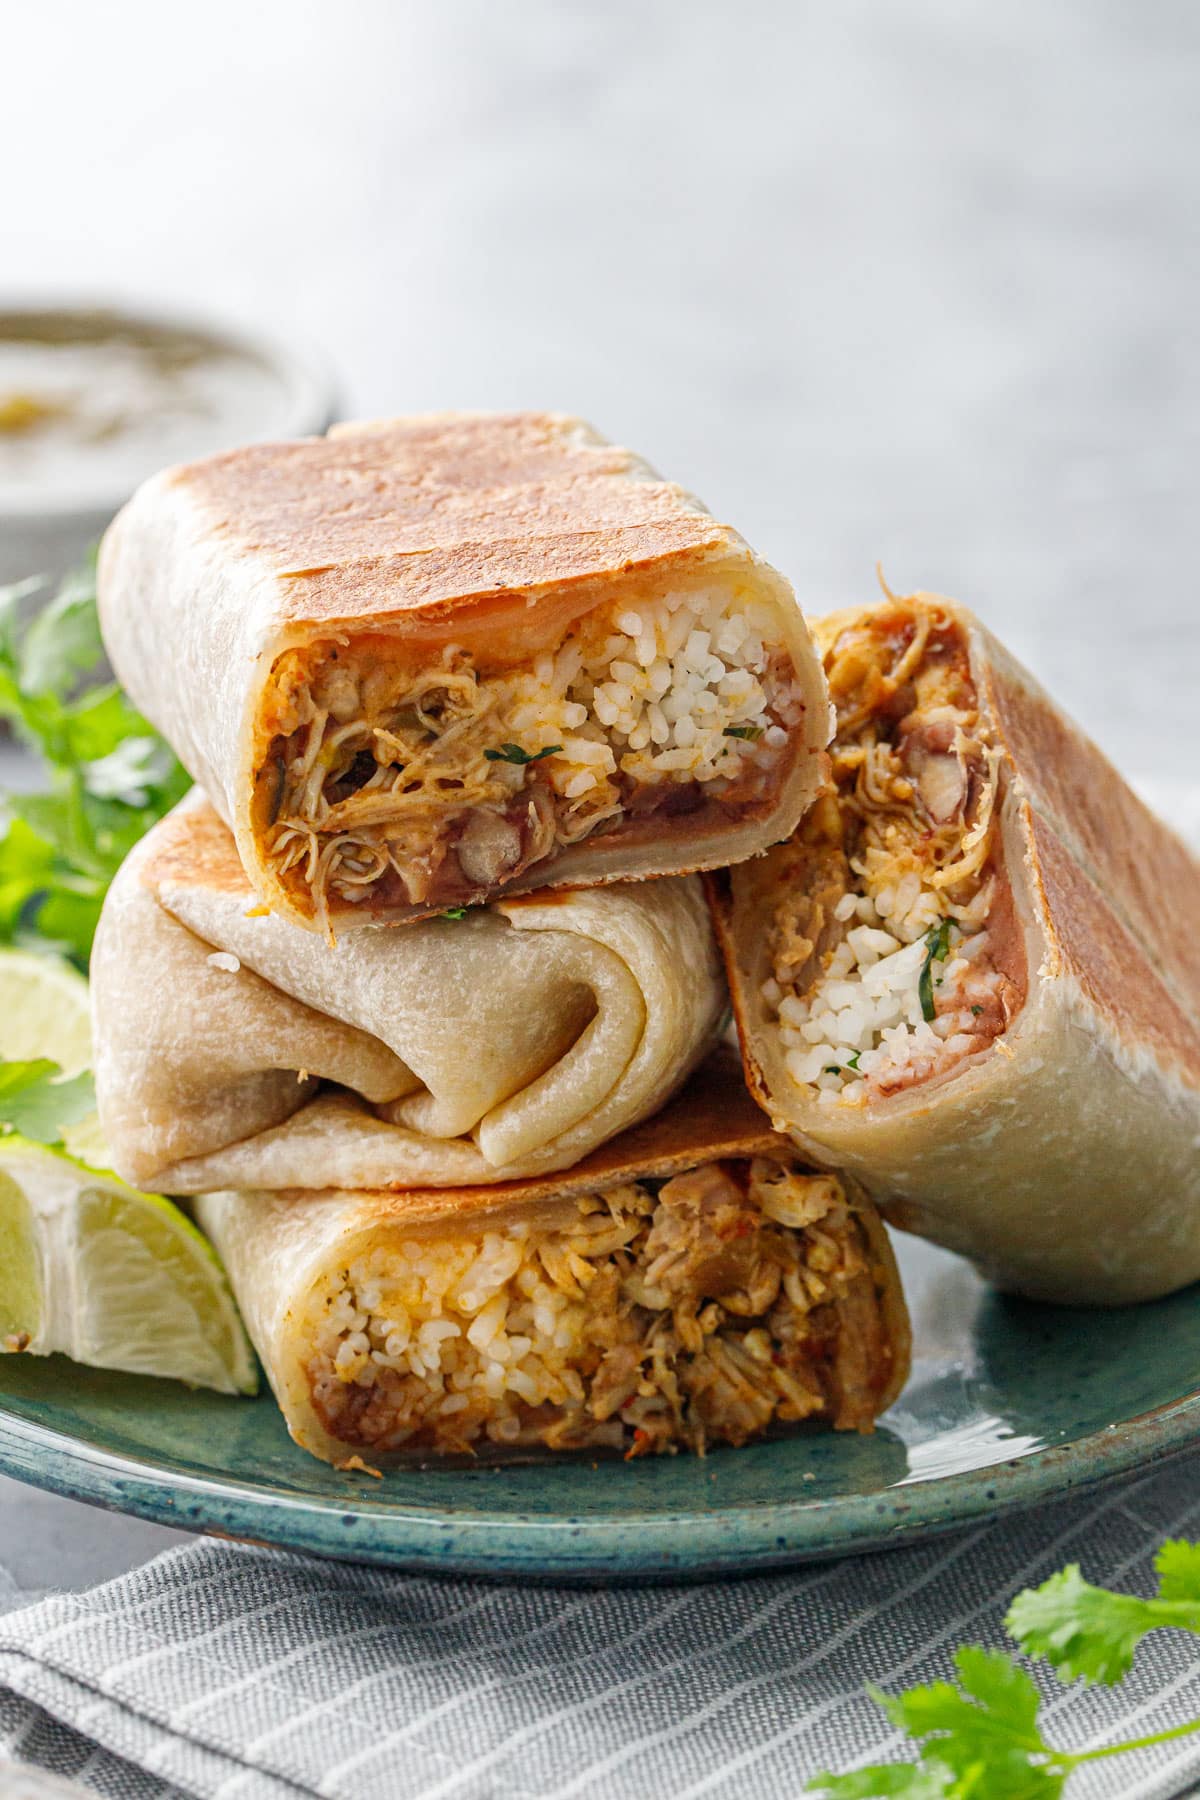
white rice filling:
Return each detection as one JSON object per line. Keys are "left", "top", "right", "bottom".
{"left": 760, "top": 598, "right": 1018, "bottom": 1108}
{"left": 311, "top": 1215, "right": 614, "bottom": 1449}
{"left": 268, "top": 583, "right": 802, "bottom": 914}
{"left": 512, "top": 586, "right": 793, "bottom": 803}
{"left": 303, "top": 1165, "right": 874, "bottom": 1456}
{"left": 762, "top": 879, "right": 1004, "bottom": 1106}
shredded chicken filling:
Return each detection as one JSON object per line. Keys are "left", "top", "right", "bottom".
{"left": 762, "top": 595, "right": 1023, "bottom": 1105}
{"left": 257, "top": 585, "right": 803, "bottom": 929}
{"left": 304, "top": 1158, "right": 896, "bottom": 1458}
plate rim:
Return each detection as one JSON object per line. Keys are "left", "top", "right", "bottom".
{"left": 0, "top": 1379, "right": 1196, "bottom": 1582}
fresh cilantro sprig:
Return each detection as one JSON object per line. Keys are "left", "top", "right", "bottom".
{"left": 1007, "top": 1541, "right": 1200, "bottom": 1685}
{"left": 808, "top": 1539, "right": 1200, "bottom": 1797}
{"left": 0, "top": 554, "right": 190, "bottom": 966}
{"left": 0, "top": 1057, "right": 96, "bottom": 1146}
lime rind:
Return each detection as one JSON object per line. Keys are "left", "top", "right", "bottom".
{"left": 0, "top": 1166, "right": 39, "bottom": 1347}
{"left": 0, "top": 1135, "right": 258, "bottom": 1396}
{"left": 0, "top": 947, "right": 93, "bottom": 1077}
{"left": 0, "top": 948, "right": 257, "bottom": 1398}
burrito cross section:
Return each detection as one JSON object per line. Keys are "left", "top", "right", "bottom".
{"left": 303, "top": 1161, "right": 888, "bottom": 1457}
{"left": 712, "top": 589, "right": 1200, "bottom": 1305}
{"left": 260, "top": 566, "right": 805, "bottom": 933}
{"left": 763, "top": 593, "right": 1028, "bottom": 1104}
{"left": 99, "top": 412, "right": 831, "bottom": 933}
{"left": 195, "top": 1057, "right": 910, "bottom": 1464}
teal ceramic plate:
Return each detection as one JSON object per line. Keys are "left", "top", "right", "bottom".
{"left": 0, "top": 1237, "right": 1197, "bottom": 1582}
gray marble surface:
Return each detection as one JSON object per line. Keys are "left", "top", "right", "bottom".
{"left": 2, "top": 0, "right": 1198, "bottom": 1597}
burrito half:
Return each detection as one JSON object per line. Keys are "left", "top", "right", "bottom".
{"left": 92, "top": 793, "right": 725, "bottom": 1193}
{"left": 711, "top": 589, "right": 1200, "bottom": 1305}
{"left": 99, "top": 413, "right": 829, "bottom": 934}
{"left": 194, "top": 1053, "right": 910, "bottom": 1463}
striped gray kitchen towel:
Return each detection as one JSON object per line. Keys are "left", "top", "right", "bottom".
{"left": 2, "top": 1455, "right": 1200, "bottom": 1800}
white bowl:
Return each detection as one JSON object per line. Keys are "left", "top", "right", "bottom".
{"left": 0, "top": 299, "right": 337, "bottom": 587}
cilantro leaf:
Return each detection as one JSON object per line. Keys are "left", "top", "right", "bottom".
{"left": 0, "top": 1057, "right": 96, "bottom": 1145}
{"left": 724, "top": 724, "right": 764, "bottom": 742}
{"left": 1008, "top": 1551, "right": 1200, "bottom": 1686}
{"left": 0, "top": 556, "right": 190, "bottom": 966}
{"left": 954, "top": 1648, "right": 1044, "bottom": 1741}
{"left": 0, "top": 817, "right": 55, "bottom": 938}
{"left": 807, "top": 1762, "right": 954, "bottom": 1796}
{"left": 17, "top": 554, "right": 103, "bottom": 696}
{"left": 873, "top": 1651, "right": 1046, "bottom": 1761}
{"left": 83, "top": 735, "right": 176, "bottom": 807}
{"left": 808, "top": 1746, "right": 1059, "bottom": 1798}
{"left": 483, "top": 742, "right": 561, "bottom": 765}
{"left": 1154, "top": 1538, "right": 1200, "bottom": 1604}
{"left": 810, "top": 1748, "right": 1059, "bottom": 1798}
{"left": 0, "top": 577, "right": 48, "bottom": 671}
{"left": 809, "top": 1652, "right": 1065, "bottom": 1800}
{"left": 818, "top": 1540, "right": 1200, "bottom": 1797}
{"left": 918, "top": 919, "right": 954, "bottom": 1023}
{"left": 58, "top": 685, "right": 147, "bottom": 764}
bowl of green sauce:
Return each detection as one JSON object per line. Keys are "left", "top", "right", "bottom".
{"left": 0, "top": 302, "right": 335, "bottom": 584}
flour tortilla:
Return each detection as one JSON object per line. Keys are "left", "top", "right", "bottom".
{"left": 195, "top": 1052, "right": 911, "bottom": 1466}
{"left": 92, "top": 792, "right": 726, "bottom": 1192}
{"left": 98, "top": 412, "right": 829, "bottom": 929}
{"left": 713, "top": 596, "right": 1200, "bottom": 1305}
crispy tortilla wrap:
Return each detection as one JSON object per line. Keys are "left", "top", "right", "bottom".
{"left": 195, "top": 1052, "right": 910, "bottom": 1464}
{"left": 98, "top": 412, "right": 829, "bottom": 934}
{"left": 710, "top": 590, "right": 1200, "bottom": 1306}
{"left": 92, "top": 792, "right": 725, "bottom": 1193}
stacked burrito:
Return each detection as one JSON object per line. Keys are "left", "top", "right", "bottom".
{"left": 92, "top": 413, "right": 910, "bottom": 1464}
{"left": 709, "top": 589, "right": 1200, "bottom": 1304}
{"left": 92, "top": 412, "right": 1200, "bottom": 1465}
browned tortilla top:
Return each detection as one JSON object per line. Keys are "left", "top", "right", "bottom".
{"left": 160, "top": 413, "right": 741, "bottom": 626}
{"left": 981, "top": 660, "right": 1200, "bottom": 1021}
{"left": 1026, "top": 807, "right": 1200, "bottom": 1079}
{"left": 136, "top": 792, "right": 252, "bottom": 899}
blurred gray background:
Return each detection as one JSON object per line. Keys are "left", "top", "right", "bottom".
{"left": 2, "top": 0, "right": 1198, "bottom": 1582}
{"left": 9, "top": 0, "right": 1198, "bottom": 780}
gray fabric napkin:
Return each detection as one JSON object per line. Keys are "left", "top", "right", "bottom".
{"left": 2, "top": 1456, "right": 1200, "bottom": 1800}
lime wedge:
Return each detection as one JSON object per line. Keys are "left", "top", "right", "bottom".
{"left": 0, "top": 1138, "right": 257, "bottom": 1396}
{"left": 0, "top": 947, "right": 256, "bottom": 1395}
{"left": 0, "top": 947, "right": 104, "bottom": 1158}
{"left": 0, "top": 948, "right": 92, "bottom": 1075}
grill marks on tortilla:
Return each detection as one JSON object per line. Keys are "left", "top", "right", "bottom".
{"left": 253, "top": 583, "right": 803, "bottom": 932}
{"left": 303, "top": 1157, "right": 898, "bottom": 1458}
{"left": 762, "top": 596, "right": 1026, "bottom": 1105}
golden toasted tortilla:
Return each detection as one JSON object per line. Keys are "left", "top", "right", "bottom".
{"left": 195, "top": 1052, "right": 910, "bottom": 1466}
{"left": 98, "top": 413, "right": 829, "bottom": 933}
{"left": 91, "top": 791, "right": 725, "bottom": 1192}
{"left": 711, "top": 590, "right": 1200, "bottom": 1306}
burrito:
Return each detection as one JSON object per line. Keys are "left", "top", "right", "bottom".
{"left": 194, "top": 1053, "right": 910, "bottom": 1463}
{"left": 710, "top": 589, "right": 1200, "bottom": 1305}
{"left": 91, "top": 793, "right": 725, "bottom": 1193}
{"left": 98, "top": 412, "right": 830, "bottom": 935}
